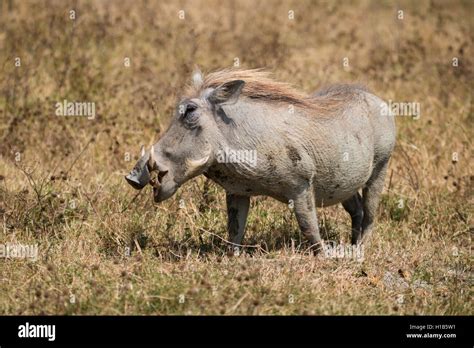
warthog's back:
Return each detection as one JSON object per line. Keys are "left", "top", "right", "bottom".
{"left": 214, "top": 86, "right": 395, "bottom": 206}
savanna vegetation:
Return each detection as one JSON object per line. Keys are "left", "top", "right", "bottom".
{"left": 0, "top": 0, "right": 472, "bottom": 314}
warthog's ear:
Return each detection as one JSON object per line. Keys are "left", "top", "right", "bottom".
{"left": 208, "top": 80, "right": 245, "bottom": 106}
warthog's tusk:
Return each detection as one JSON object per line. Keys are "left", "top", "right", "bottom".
{"left": 141, "top": 145, "right": 145, "bottom": 158}
{"left": 148, "top": 145, "right": 157, "bottom": 171}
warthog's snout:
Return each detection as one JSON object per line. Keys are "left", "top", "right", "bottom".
{"left": 125, "top": 166, "right": 150, "bottom": 190}
{"left": 125, "top": 146, "right": 171, "bottom": 203}
{"left": 125, "top": 147, "right": 153, "bottom": 190}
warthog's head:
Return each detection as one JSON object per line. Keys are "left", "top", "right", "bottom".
{"left": 125, "top": 74, "right": 245, "bottom": 202}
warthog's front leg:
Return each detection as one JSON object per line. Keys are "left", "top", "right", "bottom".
{"left": 226, "top": 193, "right": 250, "bottom": 255}
{"left": 293, "top": 189, "right": 323, "bottom": 253}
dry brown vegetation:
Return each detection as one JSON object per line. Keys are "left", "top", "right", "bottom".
{"left": 0, "top": 0, "right": 472, "bottom": 315}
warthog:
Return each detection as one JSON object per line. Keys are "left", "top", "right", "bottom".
{"left": 126, "top": 69, "right": 396, "bottom": 252}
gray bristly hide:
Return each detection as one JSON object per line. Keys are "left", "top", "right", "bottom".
{"left": 125, "top": 70, "right": 396, "bottom": 254}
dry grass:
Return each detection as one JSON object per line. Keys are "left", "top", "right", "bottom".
{"left": 0, "top": 0, "right": 472, "bottom": 315}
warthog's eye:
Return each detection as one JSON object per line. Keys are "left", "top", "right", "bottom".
{"left": 184, "top": 103, "right": 197, "bottom": 116}
{"left": 180, "top": 102, "right": 199, "bottom": 128}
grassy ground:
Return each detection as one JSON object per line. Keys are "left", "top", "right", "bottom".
{"left": 0, "top": 0, "right": 472, "bottom": 315}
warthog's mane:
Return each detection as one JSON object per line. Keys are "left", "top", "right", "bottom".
{"left": 186, "top": 68, "right": 367, "bottom": 114}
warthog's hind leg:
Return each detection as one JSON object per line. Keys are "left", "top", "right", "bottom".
{"left": 360, "top": 160, "right": 389, "bottom": 243}
{"left": 342, "top": 193, "right": 364, "bottom": 245}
